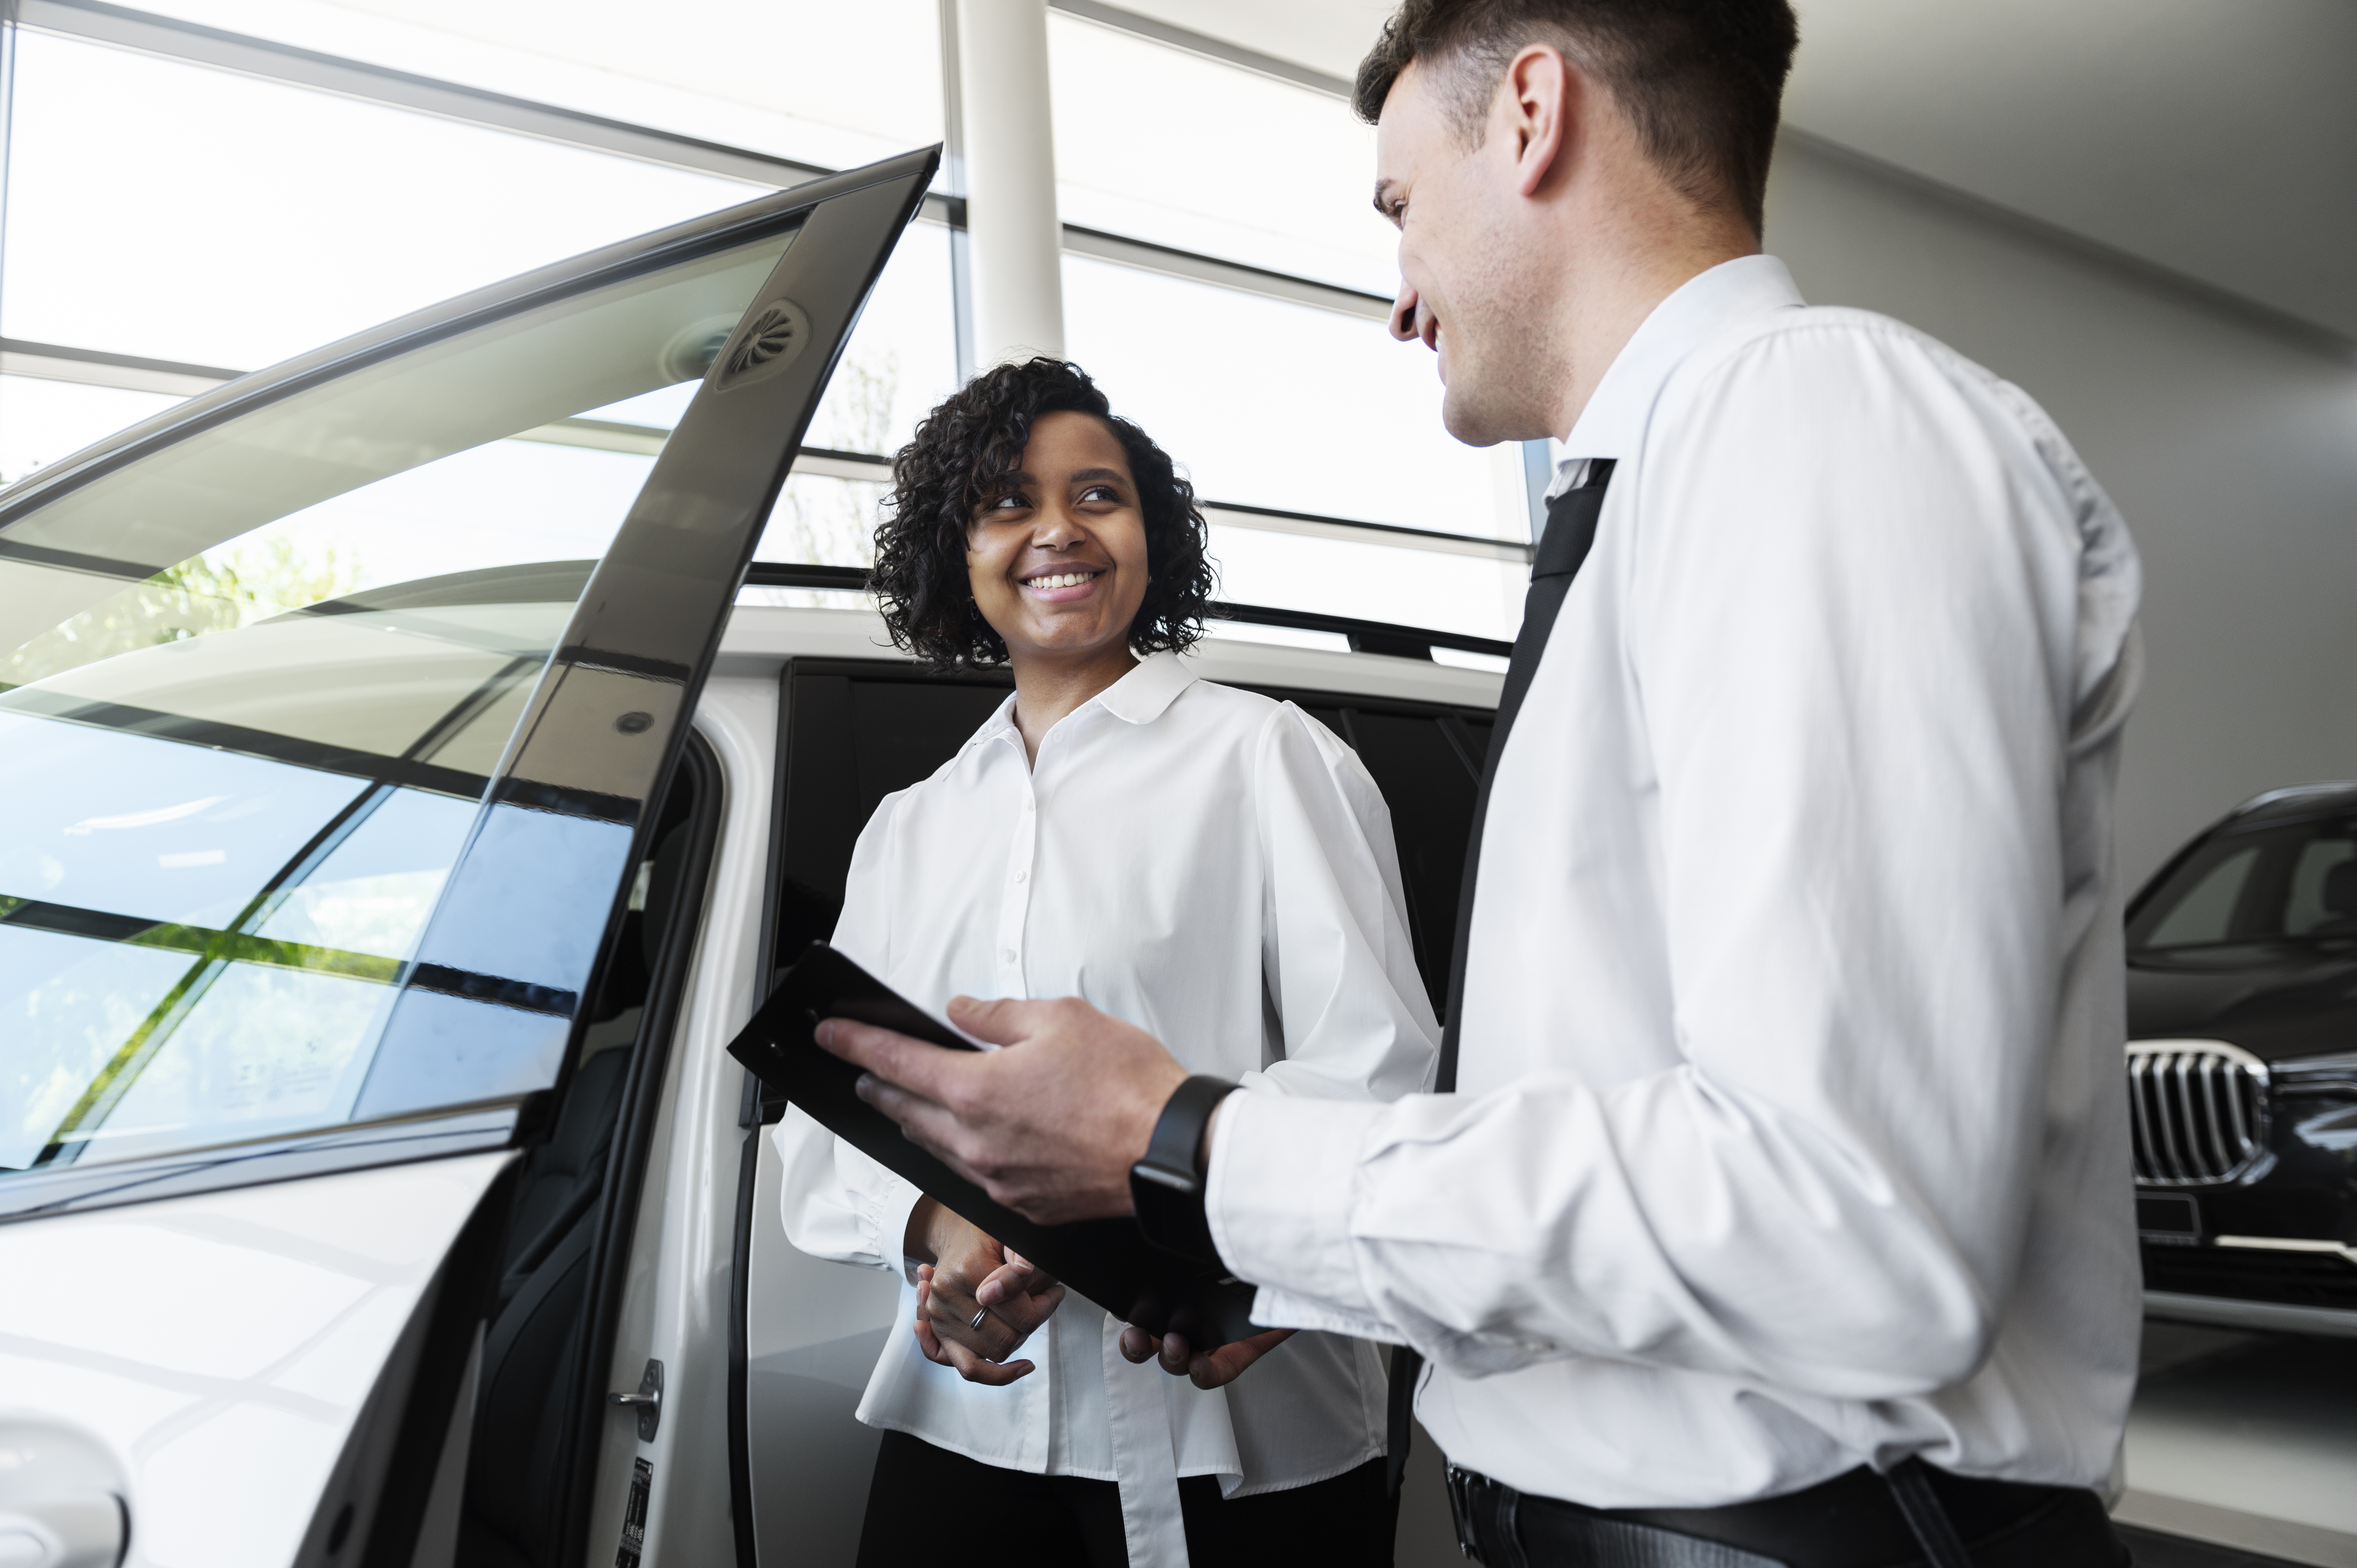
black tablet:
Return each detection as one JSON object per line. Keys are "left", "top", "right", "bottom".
{"left": 726, "top": 941, "right": 1261, "bottom": 1349}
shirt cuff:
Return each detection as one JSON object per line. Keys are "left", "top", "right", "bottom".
{"left": 1248, "top": 1285, "right": 1404, "bottom": 1344}
{"left": 1205, "top": 1088, "right": 1386, "bottom": 1317}
{"left": 870, "top": 1174, "right": 925, "bottom": 1284}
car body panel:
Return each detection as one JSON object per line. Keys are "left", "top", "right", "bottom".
{"left": 0, "top": 1150, "right": 512, "bottom": 1566}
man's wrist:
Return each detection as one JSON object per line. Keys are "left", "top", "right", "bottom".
{"left": 1129, "top": 1075, "right": 1240, "bottom": 1261}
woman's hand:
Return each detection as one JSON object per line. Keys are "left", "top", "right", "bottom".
{"left": 1117, "top": 1324, "right": 1294, "bottom": 1389}
{"left": 904, "top": 1197, "right": 1066, "bottom": 1384}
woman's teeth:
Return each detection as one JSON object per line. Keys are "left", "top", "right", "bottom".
{"left": 1027, "top": 572, "right": 1097, "bottom": 589}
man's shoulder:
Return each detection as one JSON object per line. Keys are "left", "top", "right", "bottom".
{"left": 1656, "top": 301, "right": 2066, "bottom": 466}
{"left": 1684, "top": 302, "right": 2006, "bottom": 403}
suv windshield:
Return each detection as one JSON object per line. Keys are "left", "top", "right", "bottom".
{"left": 2129, "top": 813, "right": 2357, "bottom": 962}
{"left": 0, "top": 219, "right": 798, "bottom": 1175}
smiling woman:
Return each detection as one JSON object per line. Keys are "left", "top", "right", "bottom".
{"left": 772, "top": 351, "right": 1440, "bottom": 1568}
{"left": 868, "top": 358, "right": 1216, "bottom": 676}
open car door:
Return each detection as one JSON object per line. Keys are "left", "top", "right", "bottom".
{"left": 0, "top": 145, "right": 937, "bottom": 1568}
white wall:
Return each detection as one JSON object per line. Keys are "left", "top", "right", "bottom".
{"left": 1764, "top": 136, "right": 2357, "bottom": 886}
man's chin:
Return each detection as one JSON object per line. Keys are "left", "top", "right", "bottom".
{"left": 1440, "top": 385, "right": 1544, "bottom": 449}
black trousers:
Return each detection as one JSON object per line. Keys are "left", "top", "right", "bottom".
{"left": 856, "top": 1429, "right": 1398, "bottom": 1568}
{"left": 1452, "top": 1462, "right": 2130, "bottom": 1568}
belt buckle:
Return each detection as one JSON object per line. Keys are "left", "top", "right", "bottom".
{"left": 1445, "top": 1464, "right": 1484, "bottom": 1561}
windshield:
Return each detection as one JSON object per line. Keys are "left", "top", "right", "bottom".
{"left": 0, "top": 223, "right": 798, "bottom": 1175}
{"left": 2128, "top": 813, "right": 2357, "bottom": 962}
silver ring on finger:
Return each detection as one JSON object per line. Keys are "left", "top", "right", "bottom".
{"left": 971, "top": 1308, "right": 989, "bottom": 1331}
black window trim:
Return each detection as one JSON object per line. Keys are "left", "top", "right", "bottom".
{"left": 741, "top": 562, "right": 1516, "bottom": 662}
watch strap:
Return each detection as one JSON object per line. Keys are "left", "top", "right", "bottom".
{"left": 1129, "top": 1075, "right": 1239, "bottom": 1262}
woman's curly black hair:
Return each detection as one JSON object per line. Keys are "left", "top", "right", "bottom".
{"left": 870, "top": 357, "right": 1217, "bottom": 669}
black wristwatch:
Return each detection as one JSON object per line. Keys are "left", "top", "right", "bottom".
{"left": 1129, "top": 1075, "right": 1240, "bottom": 1262}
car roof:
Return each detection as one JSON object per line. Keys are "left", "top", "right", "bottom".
{"left": 715, "top": 600, "right": 1506, "bottom": 710}
{"left": 2221, "top": 781, "right": 2357, "bottom": 831}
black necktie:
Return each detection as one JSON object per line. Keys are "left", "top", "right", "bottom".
{"left": 1384, "top": 457, "right": 1615, "bottom": 1498}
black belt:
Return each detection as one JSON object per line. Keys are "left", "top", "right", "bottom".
{"left": 1445, "top": 1459, "right": 2124, "bottom": 1568}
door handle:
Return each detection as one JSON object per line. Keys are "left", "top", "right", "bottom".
{"left": 0, "top": 1496, "right": 125, "bottom": 1568}
{"left": 609, "top": 1358, "right": 664, "bottom": 1441}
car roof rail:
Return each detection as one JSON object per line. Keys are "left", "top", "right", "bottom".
{"left": 740, "top": 561, "right": 1515, "bottom": 662}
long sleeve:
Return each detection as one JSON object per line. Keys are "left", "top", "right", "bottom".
{"left": 1208, "top": 321, "right": 2139, "bottom": 1402}
{"left": 774, "top": 791, "right": 925, "bottom": 1279}
{"left": 1246, "top": 707, "right": 1440, "bottom": 1105}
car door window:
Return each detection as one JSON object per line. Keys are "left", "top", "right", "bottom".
{"left": 0, "top": 218, "right": 805, "bottom": 1177}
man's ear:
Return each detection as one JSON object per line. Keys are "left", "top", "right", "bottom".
{"left": 1500, "top": 43, "right": 1571, "bottom": 199}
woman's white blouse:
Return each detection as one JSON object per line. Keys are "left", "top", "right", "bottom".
{"left": 773, "top": 651, "right": 1439, "bottom": 1534}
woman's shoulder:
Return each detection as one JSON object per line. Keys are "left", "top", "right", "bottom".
{"left": 1176, "top": 679, "right": 1355, "bottom": 765}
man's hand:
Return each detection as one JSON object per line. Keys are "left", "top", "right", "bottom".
{"left": 1118, "top": 1324, "right": 1295, "bottom": 1390}
{"left": 904, "top": 1197, "right": 1065, "bottom": 1384}
{"left": 818, "top": 996, "right": 1189, "bottom": 1224}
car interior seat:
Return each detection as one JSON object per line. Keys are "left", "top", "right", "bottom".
{"left": 454, "top": 816, "right": 692, "bottom": 1568}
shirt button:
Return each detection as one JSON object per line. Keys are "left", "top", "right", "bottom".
{"left": 1014, "top": 870, "right": 1027, "bottom": 883}
{"left": 1024, "top": 797, "right": 1035, "bottom": 812}
{"left": 1002, "top": 948, "right": 1018, "bottom": 963}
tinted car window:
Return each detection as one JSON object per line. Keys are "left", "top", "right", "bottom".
{"left": 772, "top": 664, "right": 1014, "bottom": 973}
{"left": 767, "top": 665, "right": 1489, "bottom": 1024}
{"left": 2131, "top": 815, "right": 2357, "bottom": 956}
{"left": 1322, "top": 706, "right": 1482, "bottom": 1017}
{"left": 0, "top": 226, "right": 800, "bottom": 1176}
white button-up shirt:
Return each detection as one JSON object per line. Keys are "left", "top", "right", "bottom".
{"left": 1208, "top": 255, "right": 2147, "bottom": 1509}
{"left": 775, "top": 653, "right": 1439, "bottom": 1564}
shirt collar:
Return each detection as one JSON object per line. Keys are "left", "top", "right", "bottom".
{"left": 1548, "top": 254, "right": 1804, "bottom": 499}
{"left": 1094, "top": 650, "right": 1196, "bottom": 725}
{"left": 966, "top": 650, "right": 1196, "bottom": 753}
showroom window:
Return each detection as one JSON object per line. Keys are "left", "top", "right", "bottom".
{"left": 0, "top": 0, "right": 1534, "bottom": 640}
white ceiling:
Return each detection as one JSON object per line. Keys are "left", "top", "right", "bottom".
{"left": 1130, "top": 0, "right": 2357, "bottom": 341}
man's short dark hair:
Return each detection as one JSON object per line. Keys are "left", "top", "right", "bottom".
{"left": 1354, "top": 0, "right": 1799, "bottom": 235}
{"left": 870, "top": 357, "right": 1217, "bottom": 670}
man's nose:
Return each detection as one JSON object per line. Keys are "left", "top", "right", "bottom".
{"left": 1390, "top": 283, "right": 1421, "bottom": 343}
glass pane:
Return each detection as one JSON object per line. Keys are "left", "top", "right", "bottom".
{"left": 0, "top": 378, "right": 184, "bottom": 491}
{"left": 754, "top": 474, "right": 889, "bottom": 569}
{"left": 1062, "top": 255, "right": 1526, "bottom": 543}
{"left": 583, "top": 217, "right": 958, "bottom": 461}
{"left": 126, "top": 0, "right": 944, "bottom": 173}
{"left": 1, "top": 32, "right": 767, "bottom": 373}
{"left": 2285, "top": 835, "right": 2357, "bottom": 936}
{"left": 1048, "top": 14, "right": 1393, "bottom": 296}
{"left": 1207, "top": 523, "right": 1523, "bottom": 643}
{"left": 2143, "top": 847, "right": 2259, "bottom": 948}
{"left": 0, "top": 220, "right": 801, "bottom": 1175}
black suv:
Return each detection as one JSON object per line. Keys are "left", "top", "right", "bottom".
{"left": 2126, "top": 783, "right": 2357, "bottom": 1334}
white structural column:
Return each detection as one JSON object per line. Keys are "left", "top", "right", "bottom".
{"left": 955, "top": 0, "right": 1065, "bottom": 366}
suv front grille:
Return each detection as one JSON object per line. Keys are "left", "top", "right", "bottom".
{"left": 2128, "top": 1040, "right": 2269, "bottom": 1187}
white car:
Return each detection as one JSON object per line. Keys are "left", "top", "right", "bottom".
{"left": 0, "top": 146, "right": 1506, "bottom": 1568}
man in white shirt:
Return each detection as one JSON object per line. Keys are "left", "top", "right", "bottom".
{"left": 819, "top": 1, "right": 2145, "bottom": 1562}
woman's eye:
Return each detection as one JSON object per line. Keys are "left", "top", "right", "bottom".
{"left": 1079, "top": 486, "right": 1118, "bottom": 503}
{"left": 989, "top": 494, "right": 1026, "bottom": 511}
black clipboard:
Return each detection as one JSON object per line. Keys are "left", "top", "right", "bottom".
{"left": 727, "top": 942, "right": 1260, "bottom": 1348}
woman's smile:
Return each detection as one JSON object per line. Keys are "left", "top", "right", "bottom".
{"left": 1019, "top": 567, "right": 1105, "bottom": 602}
